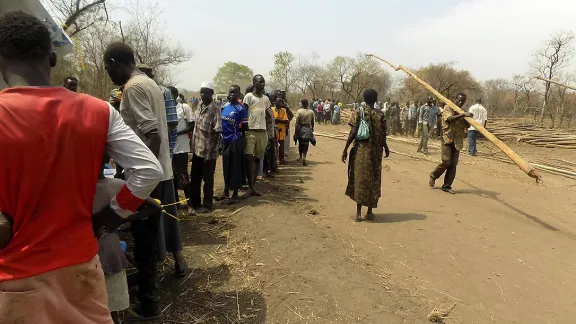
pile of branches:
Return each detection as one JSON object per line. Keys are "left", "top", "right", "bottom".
{"left": 488, "top": 119, "right": 576, "bottom": 149}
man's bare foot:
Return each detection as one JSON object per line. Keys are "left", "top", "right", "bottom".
{"left": 242, "top": 189, "right": 262, "bottom": 198}
{"left": 214, "top": 194, "right": 229, "bottom": 202}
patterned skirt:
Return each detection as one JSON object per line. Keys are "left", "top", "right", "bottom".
{"left": 345, "top": 141, "right": 383, "bottom": 208}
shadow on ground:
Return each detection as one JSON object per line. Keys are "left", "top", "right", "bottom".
{"left": 459, "top": 180, "right": 559, "bottom": 232}
{"left": 368, "top": 213, "right": 427, "bottom": 223}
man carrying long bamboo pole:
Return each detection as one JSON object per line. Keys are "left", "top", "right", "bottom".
{"left": 429, "top": 93, "right": 473, "bottom": 194}
{"left": 366, "top": 54, "right": 541, "bottom": 183}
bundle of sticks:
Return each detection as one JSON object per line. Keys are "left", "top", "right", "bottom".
{"left": 487, "top": 119, "right": 576, "bottom": 149}
{"left": 340, "top": 109, "right": 353, "bottom": 121}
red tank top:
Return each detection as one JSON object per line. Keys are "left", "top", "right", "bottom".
{"left": 0, "top": 87, "right": 109, "bottom": 280}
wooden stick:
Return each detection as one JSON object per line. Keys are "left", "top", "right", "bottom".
{"left": 533, "top": 76, "right": 576, "bottom": 91}
{"left": 367, "top": 54, "right": 542, "bottom": 182}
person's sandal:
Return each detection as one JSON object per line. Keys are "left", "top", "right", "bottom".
{"left": 442, "top": 188, "right": 456, "bottom": 194}
{"left": 124, "top": 307, "right": 162, "bottom": 322}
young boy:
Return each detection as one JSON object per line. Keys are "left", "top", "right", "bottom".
{"left": 93, "top": 161, "right": 162, "bottom": 323}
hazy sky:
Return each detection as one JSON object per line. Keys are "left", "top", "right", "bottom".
{"left": 109, "top": 0, "right": 575, "bottom": 91}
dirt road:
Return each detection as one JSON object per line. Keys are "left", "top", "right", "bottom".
{"left": 153, "top": 123, "right": 576, "bottom": 324}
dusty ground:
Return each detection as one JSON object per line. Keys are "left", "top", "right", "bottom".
{"left": 135, "top": 122, "right": 576, "bottom": 324}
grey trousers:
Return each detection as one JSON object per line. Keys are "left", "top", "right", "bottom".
{"left": 418, "top": 124, "right": 429, "bottom": 152}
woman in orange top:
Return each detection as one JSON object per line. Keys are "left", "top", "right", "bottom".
{"left": 272, "top": 98, "right": 289, "bottom": 164}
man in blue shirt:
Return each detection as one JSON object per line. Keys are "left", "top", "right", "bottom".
{"left": 217, "top": 84, "right": 248, "bottom": 203}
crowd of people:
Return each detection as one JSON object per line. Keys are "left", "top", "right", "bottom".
{"left": 0, "top": 10, "right": 490, "bottom": 324}
{"left": 358, "top": 97, "right": 487, "bottom": 157}
{"left": 313, "top": 98, "right": 343, "bottom": 124}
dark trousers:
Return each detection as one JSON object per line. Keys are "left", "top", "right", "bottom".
{"left": 263, "top": 138, "right": 276, "bottom": 173}
{"left": 278, "top": 140, "right": 285, "bottom": 162}
{"left": 431, "top": 143, "right": 460, "bottom": 189}
{"left": 298, "top": 142, "right": 310, "bottom": 155}
{"left": 131, "top": 214, "right": 160, "bottom": 314}
{"left": 154, "top": 179, "right": 182, "bottom": 257}
{"left": 190, "top": 154, "right": 217, "bottom": 209}
{"left": 222, "top": 138, "right": 245, "bottom": 191}
{"left": 468, "top": 130, "right": 478, "bottom": 155}
{"left": 172, "top": 153, "right": 191, "bottom": 206}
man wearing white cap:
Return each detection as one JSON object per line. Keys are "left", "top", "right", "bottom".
{"left": 190, "top": 82, "right": 222, "bottom": 213}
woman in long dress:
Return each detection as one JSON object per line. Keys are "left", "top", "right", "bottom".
{"left": 342, "top": 89, "right": 390, "bottom": 221}
{"left": 294, "top": 99, "right": 316, "bottom": 165}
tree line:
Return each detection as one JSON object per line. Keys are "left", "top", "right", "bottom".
{"left": 213, "top": 31, "right": 576, "bottom": 129}
{"left": 47, "top": 1, "right": 576, "bottom": 129}
{"left": 47, "top": 0, "right": 192, "bottom": 100}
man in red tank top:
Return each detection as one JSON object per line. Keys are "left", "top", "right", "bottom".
{"left": 0, "top": 11, "right": 163, "bottom": 324}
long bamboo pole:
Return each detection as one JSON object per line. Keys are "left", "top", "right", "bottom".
{"left": 533, "top": 76, "right": 576, "bottom": 91}
{"left": 366, "top": 54, "right": 542, "bottom": 182}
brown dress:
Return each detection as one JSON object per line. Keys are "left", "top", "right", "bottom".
{"left": 345, "top": 106, "right": 388, "bottom": 208}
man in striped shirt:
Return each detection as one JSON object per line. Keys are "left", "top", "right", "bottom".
{"left": 138, "top": 64, "right": 179, "bottom": 157}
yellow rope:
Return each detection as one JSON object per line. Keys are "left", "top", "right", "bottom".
{"left": 152, "top": 199, "right": 189, "bottom": 221}
{"left": 162, "top": 210, "right": 180, "bottom": 221}
{"left": 160, "top": 199, "right": 190, "bottom": 207}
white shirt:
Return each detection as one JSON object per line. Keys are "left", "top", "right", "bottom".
{"left": 468, "top": 104, "right": 488, "bottom": 131}
{"left": 174, "top": 103, "right": 194, "bottom": 154}
{"left": 244, "top": 93, "right": 271, "bottom": 131}
{"left": 106, "top": 104, "right": 163, "bottom": 217}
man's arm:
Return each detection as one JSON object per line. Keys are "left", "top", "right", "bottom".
{"left": 212, "top": 106, "right": 223, "bottom": 153}
{"left": 144, "top": 130, "right": 162, "bottom": 158}
{"left": 342, "top": 110, "right": 359, "bottom": 163}
{"left": 446, "top": 112, "right": 472, "bottom": 122}
{"left": 445, "top": 106, "right": 473, "bottom": 122}
{"left": 104, "top": 104, "right": 163, "bottom": 218}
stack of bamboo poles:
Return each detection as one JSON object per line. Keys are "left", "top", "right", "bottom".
{"left": 340, "top": 109, "right": 353, "bottom": 121}
{"left": 487, "top": 119, "right": 576, "bottom": 149}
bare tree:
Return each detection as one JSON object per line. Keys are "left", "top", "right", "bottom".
{"left": 483, "top": 78, "right": 513, "bottom": 116}
{"left": 327, "top": 54, "right": 390, "bottom": 102}
{"left": 48, "top": 0, "right": 109, "bottom": 37}
{"left": 122, "top": 2, "right": 193, "bottom": 85}
{"left": 531, "top": 31, "right": 575, "bottom": 125}
{"left": 269, "top": 51, "right": 297, "bottom": 92}
{"left": 397, "top": 62, "right": 480, "bottom": 103}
